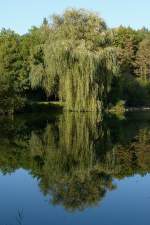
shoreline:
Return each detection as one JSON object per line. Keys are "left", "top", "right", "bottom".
{"left": 126, "top": 107, "right": 150, "bottom": 112}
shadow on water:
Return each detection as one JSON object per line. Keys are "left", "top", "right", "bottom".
{"left": 1, "top": 110, "right": 150, "bottom": 214}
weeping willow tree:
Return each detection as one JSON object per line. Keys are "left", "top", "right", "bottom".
{"left": 30, "top": 9, "right": 119, "bottom": 111}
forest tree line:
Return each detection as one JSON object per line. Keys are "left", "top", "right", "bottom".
{"left": 0, "top": 9, "right": 150, "bottom": 114}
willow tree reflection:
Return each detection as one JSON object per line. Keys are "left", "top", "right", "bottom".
{"left": 1, "top": 112, "right": 150, "bottom": 211}
{"left": 29, "top": 112, "right": 115, "bottom": 211}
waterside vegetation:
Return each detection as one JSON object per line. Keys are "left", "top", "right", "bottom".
{"left": 1, "top": 9, "right": 150, "bottom": 114}
{"left": 1, "top": 111, "right": 150, "bottom": 211}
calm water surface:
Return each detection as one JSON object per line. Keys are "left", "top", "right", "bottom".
{"left": 0, "top": 111, "right": 150, "bottom": 225}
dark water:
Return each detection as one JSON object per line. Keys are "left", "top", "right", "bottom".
{"left": 0, "top": 111, "right": 150, "bottom": 225}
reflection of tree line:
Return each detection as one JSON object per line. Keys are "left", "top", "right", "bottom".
{"left": 1, "top": 113, "right": 150, "bottom": 210}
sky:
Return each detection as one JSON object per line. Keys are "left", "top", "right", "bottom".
{"left": 0, "top": 0, "right": 150, "bottom": 34}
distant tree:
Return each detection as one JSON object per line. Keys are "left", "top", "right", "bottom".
{"left": 135, "top": 38, "right": 150, "bottom": 81}
{"left": 42, "top": 17, "right": 49, "bottom": 26}
{"left": 137, "top": 27, "right": 150, "bottom": 40}
{"left": 113, "top": 26, "right": 141, "bottom": 75}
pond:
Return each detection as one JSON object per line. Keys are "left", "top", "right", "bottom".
{"left": 0, "top": 111, "right": 150, "bottom": 225}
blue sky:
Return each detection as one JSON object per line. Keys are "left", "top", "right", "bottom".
{"left": 0, "top": 0, "right": 150, "bottom": 34}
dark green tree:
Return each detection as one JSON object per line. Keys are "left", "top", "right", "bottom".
{"left": 0, "top": 29, "right": 26, "bottom": 114}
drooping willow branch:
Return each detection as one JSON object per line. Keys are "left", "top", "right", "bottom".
{"left": 30, "top": 9, "right": 119, "bottom": 112}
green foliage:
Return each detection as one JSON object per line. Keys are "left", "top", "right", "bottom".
{"left": 0, "top": 29, "right": 27, "bottom": 114}
{"left": 120, "top": 76, "right": 150, "bottom": 107}
{"left": 1, "top": 9, "right": 150, "bottom": 114}
{"left": 111, "top": 26, "right": 150, "bottom": 108}
{"left": 30, "top": 9, "right": 118, "bottom": 112}
{"left": 109, "top": 100, "right": 125, "bottom": 119}
{"left": 135, "top": 38, "right": 150, "bottom": 80}
{"left": 113, "top": 26, "right": 141, "bottom": 75}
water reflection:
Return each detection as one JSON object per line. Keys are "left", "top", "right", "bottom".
{"left": 1, "top": 112, "right": 150, "bottom": 211}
